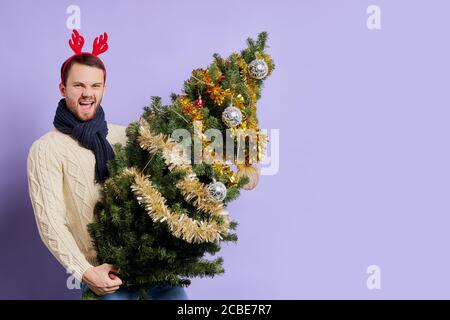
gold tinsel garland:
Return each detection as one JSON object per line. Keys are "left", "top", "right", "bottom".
{"left": 124, "top": 167, "right": 229, "bottom": 244}
{"left": 137, "top": 119, "right": 224, "bottom": 216}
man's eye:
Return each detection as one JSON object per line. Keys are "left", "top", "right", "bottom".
{"left": 74, "top": 84, "right": 81, "bottom": 87}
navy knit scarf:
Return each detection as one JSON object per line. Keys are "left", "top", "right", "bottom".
{"left": 53, "top": 98, "right": 114, "bottom": 183}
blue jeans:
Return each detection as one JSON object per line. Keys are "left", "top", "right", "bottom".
{"left": 81, "top": 282, "right": 188, "bottom": 300}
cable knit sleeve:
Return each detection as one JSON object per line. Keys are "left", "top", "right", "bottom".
{"left": 27, "top": 138, "right": 93, "bottom": 282}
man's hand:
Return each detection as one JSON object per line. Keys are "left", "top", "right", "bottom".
{"left": 82, "top": 263, "right": 123, "bottom": 296}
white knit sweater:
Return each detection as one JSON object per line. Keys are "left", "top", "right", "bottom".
{"left": 27, "top": 124, "right": 127, "bottom": 282}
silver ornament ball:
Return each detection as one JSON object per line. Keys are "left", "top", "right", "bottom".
{"left": 248, "top": 59, "right": 269, "bottom": 79}
{"left": 222, "top": 105, "right": 242, "bottom": 128}
{"left": 207, "top": 181, "right": 227, "bottom": 202}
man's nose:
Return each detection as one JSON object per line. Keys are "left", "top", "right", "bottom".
{"left": 82, "top": 87, "right": 94, "bottom": 97}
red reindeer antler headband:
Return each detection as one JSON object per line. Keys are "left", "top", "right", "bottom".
{"left": 61, "top": 29, "right": 109, "bottom": 83}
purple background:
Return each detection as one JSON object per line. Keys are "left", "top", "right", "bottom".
{"left": 1, "top": 0, "right": 450, "bottom": 299}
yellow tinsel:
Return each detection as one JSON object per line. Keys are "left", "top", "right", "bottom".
{"left": 207, "top": 87, "right": 232, "bottom": 106}
{"left": 137, "top": 119, "right": 225, "bottom": 215}
{"left": 178, "top": 96, "right": 203, "bottom": 120}
{"left": 124, "top": 167, "right": 229, "bottom": 244}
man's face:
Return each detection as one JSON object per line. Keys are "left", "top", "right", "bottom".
{"left": 59, "top": 63, "right": 106, "bottom": 122}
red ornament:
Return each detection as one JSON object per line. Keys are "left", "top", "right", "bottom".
{"left": 193, "top": 95, "right": 204, "bottom": 108}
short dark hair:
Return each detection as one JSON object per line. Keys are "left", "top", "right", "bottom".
{"left": 60, "top": 53, "right": 106, "bottom": 85}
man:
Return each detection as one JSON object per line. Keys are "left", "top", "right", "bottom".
{"left": 27, "top": 30, "right": 187, "bottom": 300}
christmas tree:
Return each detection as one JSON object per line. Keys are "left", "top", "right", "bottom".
{"left": 84, "top": 32, "right": 274, "bottom": 299}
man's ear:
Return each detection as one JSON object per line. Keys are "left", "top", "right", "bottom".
{"left": 59, "top": 82, "right": 66, "bottom": 96}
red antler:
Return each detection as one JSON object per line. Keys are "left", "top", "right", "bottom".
{"left": 92, "top": 32, "right": 108, "bottom": 56}
{"left": 68, "top": 29, "right": 84, "bottom": 54}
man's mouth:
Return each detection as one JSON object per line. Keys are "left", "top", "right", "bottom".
{"left": 79, "top": 100, "right": 95, "bottom": 110}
